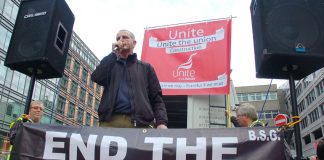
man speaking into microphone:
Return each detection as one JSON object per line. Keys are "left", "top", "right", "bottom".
{"left": 91, "top": 29, "right": 168, "bottom": 129}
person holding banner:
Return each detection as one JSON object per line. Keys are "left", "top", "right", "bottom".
{"left": 235, "top": 103, "right": 265, "bottom": 127}
{"left": 91, "top": 29, "right": 168, "bottom": 129}
{"left": 7, "top": 100, "right": 44, "bottom": 160}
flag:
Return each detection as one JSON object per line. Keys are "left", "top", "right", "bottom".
{"left": 142, "top": 19, "right": 232, "bottom": 95}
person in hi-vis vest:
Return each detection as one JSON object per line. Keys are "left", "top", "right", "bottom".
{"left": 235, "top": 103, "right": 265, "bottom": 127}
{"left": 7, "top": 100, "right": 44, "bottom": 160}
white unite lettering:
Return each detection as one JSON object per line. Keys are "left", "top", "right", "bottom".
{"left": 173, "top": 70, "right": 195, "bottom": 78}
{"left": 169, "top": 29, "right": 204, "bottom": 39}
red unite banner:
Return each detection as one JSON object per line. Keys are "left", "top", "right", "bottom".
{"left": 141, "top": 19, "right": 232, "bottom": 95}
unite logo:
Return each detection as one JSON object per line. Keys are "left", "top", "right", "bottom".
{"left": 172, "top": 53, "right": 197, "bottom": 80}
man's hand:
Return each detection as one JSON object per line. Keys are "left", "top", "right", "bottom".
{"left": 157, "top": 124, "right": 168, "bottom": 129}
{"left": 21, "top": 114, "right": 29, "bottom": 122}
{"left": 112, "top": 41, "right": 130, "bottom": 58}
{"left": 112, "top": 41, "right": 122, "bottom": 52}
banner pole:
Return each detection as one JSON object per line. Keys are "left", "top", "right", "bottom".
{"left": 227, "top": 94, "right": 232, "bottom": 128}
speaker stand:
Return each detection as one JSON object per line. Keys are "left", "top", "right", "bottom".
{"left": 24, "top": 69, "right": 37, "bottom": 114}
{"left": 288, "top": 73, "right": 303, "bottom": 160}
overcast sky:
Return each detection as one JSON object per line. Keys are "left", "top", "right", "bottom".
{"left": 65, "top": 0, "right": 287, "bottom": 87}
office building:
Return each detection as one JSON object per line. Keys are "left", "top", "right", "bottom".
{"left": 0, "top": 0, "right": 102, "bottom": 158}
{"left": 281, "top": 68, "right": 324, "bottom": 157}
{"left": 235, "top": 84, "right": 284, "bottom": 126}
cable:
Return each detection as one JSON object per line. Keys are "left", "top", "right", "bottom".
{"left": 258, "top": 79, "right": 273, "bottom": 119}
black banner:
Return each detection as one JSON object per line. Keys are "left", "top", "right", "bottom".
{"left": 11, "top": 123, "right": 291, "bottom": 160}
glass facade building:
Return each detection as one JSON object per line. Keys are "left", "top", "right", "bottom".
{"left": 0, "top": 0, "right": 102, "bottom": 158}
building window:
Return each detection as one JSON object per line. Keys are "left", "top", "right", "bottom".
{"left": 316, "top": 78, "right": 324, "bottom": 96}
{"left": 95, "top": 98, "right": 100, "bottom": 111}
{"left": 303, "top": 76, "right": 313, "bottom": 88}
{"left": 73, "top": 61, "right": 80, "bottom": 75}
{"left": 82, "top": 68, "right": 88, "bottom": 84}
{"left": 261, "top": 93, "right": 268, "bottom": 101}
{"left": 55, "top": 119, "right": 63, "bottom": 125}
{"left": 306, "top": 89, "right": 316, "bottom": 105}
{"left": 297, "top": 100, "right": 305, "bottom": 114}
{"left": 59, "top": 74, "right": 68, "bottom": 91}
{"left": 96, "top": 85, "right": 101, "bottom": 95}
{"left": 12, "top": 103, "right": 21, "bottom": 117}
{"left": 296, "top": 84, "right": 303, "bottom": 98}
{"left": 309, "top": 108, "right": 319, "bottom": 124}
{"left": 77, "top": 108, "right": 84, "bottom": 124}
{"left": 303, "top": 134, "right": 311, "bottom": 145}
{"left": 5, "top": 103, "right": 12, "bottom": 116}
{"left": 320, "top": 102, "right": 324, "bottom": 116}
{"left": 18, "top": 73, "right": 27, "bottom": 93}
{"left": 0, "top": 25, "right": 12, "bottom": 52}
{"left": 268, "top": 92, "right": 277, "bottom": 100}
{"left": 3, "top": 0, "right": 18, "bottom": 23}
{"left": 4, "top": 66, "right": 13, "bottom": 88}
{"left": 237, "top": 92, "right": 277, "bottom": 102}
{"left": 249, "top": 93, "right": 256, "bottom": 101}
{"left": 68, "top": 102, "right": 75, "bottom": 118}
{"left": 33, "top": 82, "right": 42, "bottom": 100}
{"left": 255, "top": 93, "right": 262, "bottom": 101}
{"left": 6, "top": 100, "right": 23, "bottom": 119}
{"left": 43, "top": 99, "right": 53, "bottom": 109}
{"left": 65, "top": 54, "right": 71, "bottom": 70}
{"left": 0, "top": 0, "right": 4, "bottom": 13}
{"left": 93, "top": 118, "right": 98, "bottom": 127}
{"left": 86, "top": 112, "right": 91, "bottom": 126}
{"left": 258, "top": 110, "right": 278, "bottom": 120}
{"left": 79, "top": 87, "right": 86, "bottom": 104}
{"left": 301, "top": 118, "right": 308, "bottom": 129}
{"left": 312, "top": 128, "right": 323, "bottom": 140}
{"left": 87, "top": 94, "right": 93, "bottom": 107}
{"left": 70, "top": 81, "right": 78, "bottom": 97}
{"left": 89, "top": 80, "right": 94, "bottom": 89}
{"left": 56, "top": 96, "right": 66, "bottom": 114}
{"left": 0, "top": 60, "right": 7, "bottom": 85}
{"left": 237, "top": 93, "right": 248, "bottom": 102}
{"left": 41, "top": 114, "right": 51, "bottom": 124}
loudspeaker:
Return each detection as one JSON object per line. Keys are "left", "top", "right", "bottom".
{"left": 5, "top": 0, "right": 74, "bottom": 79}
{"left": 250, "top": 0, "right": 324, "bottom": 79}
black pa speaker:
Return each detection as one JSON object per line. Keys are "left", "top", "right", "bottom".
{"left": 250, "top": 0, "right": 324, "bottom": 79}
{"left": 5, "top": 0, "right": 74, "bottom": 79}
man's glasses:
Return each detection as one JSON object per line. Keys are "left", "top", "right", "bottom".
{"left": 31, "top": 106, "right": 44, "bottom": 111}
{"left": 236, "top": 114, "right": 245, "bottom": 118}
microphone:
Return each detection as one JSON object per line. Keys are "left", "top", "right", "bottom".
{"left": 112, "top": 43, "right": 120, "bottom": 51}
{"left": 113, "top": 42, "right": 122, "bottom": 51}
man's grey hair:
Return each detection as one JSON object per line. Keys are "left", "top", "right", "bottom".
{"left": 118, "top": 29, "right": 135, "bottom": 40}
{"left": 237, "top": 103, "right": 258, "bottom": 121}
{"left": 30, "top": 100, "right": 44, "bottom": 109}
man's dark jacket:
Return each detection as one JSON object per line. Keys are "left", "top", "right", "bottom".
{"left": 91, "top": 53, "right": 168, "bottom": 126}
